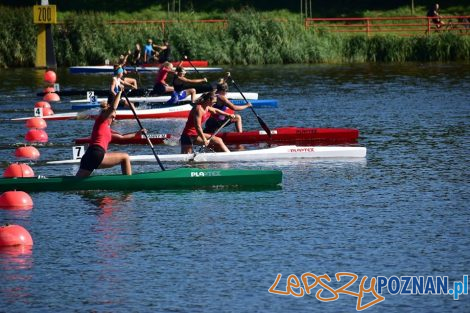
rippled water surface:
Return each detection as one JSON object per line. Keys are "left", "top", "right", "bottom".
{"left": 0, "top": 63, "right": 469, "bottom": 312}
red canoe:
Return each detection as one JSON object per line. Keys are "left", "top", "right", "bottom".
{"left": 74, "top": 127, "right": 358, "bottom": 146}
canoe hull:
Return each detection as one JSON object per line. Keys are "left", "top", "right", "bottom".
{"left": 75, "top": 127, "right": 358, "bottom": 146}
{"left": 71, "top": 99, "right": 276, "bottom": 111}
{"left": 69, "top": 65, "right": 222, "bottom": 74}
{"left": 69, "top": 92, "right": 259, "bottom": 104}
{"left": 218, "top": 127, "right": 358, "bottom": 145}
{"left": 12, "top": 104, "right": 193, "bottom": 121}
{"left": 0, "top": 168, "right": 282, "bottom": 192}
{"left": 48, "top": 145, "right": 367, "bottom": 165}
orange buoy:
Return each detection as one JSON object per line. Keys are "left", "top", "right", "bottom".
{"left": 0, "top": 191, "right": 33, "bottom": 210}
{"left": 34, "top": 101, "right": 51, "bottom": 109}
{"left": 25, "top": 117, "right": 47, "bottom": 129}
{"left": 41, "top": 107, "right": 54, "bottom": 116}
{"left": 3, "top": 163, "right": 35, "bottom": 178}
{"left": 15, "top": 146, "right": 40, "bottom": 160}
{"left": 43, "top": 86, "right": 55, "bottom": 93}
{"left": 0, "top": 224, "right": 33, "bottom": 246}
{"left": 43, "top": 92, "right": 60, "bottom": 102}
{"left": 25, "top": 129, "right": 48, "bottom": 143}
{"left": 44, "top": 70, "right": 56, "bottom": 84}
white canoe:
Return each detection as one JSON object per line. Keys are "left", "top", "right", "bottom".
{"left": 12, "top": 104, "right": 193, "bottom": 121}
{"left": 69, "top": 92, "right": 259, "bottom": 103}
{"left": 47, "top": 146, "right": 367, "bottom": 165}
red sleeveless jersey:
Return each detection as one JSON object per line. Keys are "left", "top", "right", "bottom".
{"left": 90, "top": 115, "right": 112, "bottom": 150}
{"left": 182, "top": 105, "right": 211, "bottom": 136}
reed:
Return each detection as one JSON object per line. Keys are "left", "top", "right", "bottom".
{"left": 0, "top": 6, "right": 469, "bottom": 68}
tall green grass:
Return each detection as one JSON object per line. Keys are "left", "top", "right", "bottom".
{"left": 0, "top": 6, "right": 469, "bottom": 68}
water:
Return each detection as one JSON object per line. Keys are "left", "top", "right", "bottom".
{"left": 0, "top": 63, "right": 469, "bottom": 312}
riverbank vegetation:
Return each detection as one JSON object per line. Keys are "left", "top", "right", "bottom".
{"left": 0, "top": 5, "right": 469, "bottom": 67}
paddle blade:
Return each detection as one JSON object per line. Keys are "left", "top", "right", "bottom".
{"left": 256, "top": 115, "right": 271, "bottom": 137}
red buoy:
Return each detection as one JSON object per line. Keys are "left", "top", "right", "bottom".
{"left": 25, "top": 117, "right": 47, "bottom": 129}
{"left": 43, "top": 86, "right": 55, "bottom": 93}
{"left": 3, "top": 163, "right": 35, "bottom": 178}
{"left": 0, "top": 224, "right": 33, "bottom": 246}
{"left": 44, "top": 70, "right": 57, "bottom": 84}
{"left": 41, "top": 107, "right": 54, "bottom": 116}
{"left": 43, "top": 92, "right": 60, "bottom": 102}
{"left": 15, "top": 146, "right": 40, "bottom": 160}
{"left": 25, "top": 129, "right": 48, "bottom": 143}
{"left": 34, "top": 101, "right": 51, "bottom": 109}
{"left": 0, "top": 191, "right": 33, "bottom": 210}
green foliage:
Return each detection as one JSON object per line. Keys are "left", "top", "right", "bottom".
{"left": 0, "top": 6, "right": 469, "bottom": 68}
{"left": 0, "top": 6, "right": 36, "bottom": 67}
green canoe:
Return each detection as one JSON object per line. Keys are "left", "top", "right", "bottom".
{"left": 0, "top": 168, "right": 282, "bottom": 192}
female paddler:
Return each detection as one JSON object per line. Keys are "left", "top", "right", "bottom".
{"left": 153, "top": 61, "right": 176, "bottom": 95}
{"left": 180, "top": 91, "right": 235, "bottom": 154}
{"left": 204, "top": 79, "right": 252, "bottom": 133}
{"left": 109, "top": 65, "right": 137, "bottom": 105}
{"left": 168, "top": 66, "right": 207, "bottom": 105}
{"left": 76, "top": 87, "right": 132, "bottom": 177}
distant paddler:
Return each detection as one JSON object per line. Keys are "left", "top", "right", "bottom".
{"left": 204, "top": 78, "right": 252, "bottom": 133}
{"left": 76, "top": 87, "right": 133, "bottom": 177}
{"left": 153, "top": 61, "right": 176, "bottom": 95}
{"left": 180, "top": 91, "right": 235, "bottom": 154}
{"left": 109, "top": 65, "right": 137, "bottom": 105}
{"left": 168, "top": 65, "right": 208, "bottom": 105}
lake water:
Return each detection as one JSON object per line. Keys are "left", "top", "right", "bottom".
{"left": 0, "top": 63, "right": 469, "bottom": 312}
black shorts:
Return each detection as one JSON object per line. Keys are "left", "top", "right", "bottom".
{"left": 153, "top": 83, "right": 166, "bottom": 95}
{"left": 204, "top": 117, "right": 231, "bottom": 133}
{"left": 180, "top": 133, "right": 194, "bottom": 145}
{"left": 79, "top": 145, "right": 105, "bottom": 172}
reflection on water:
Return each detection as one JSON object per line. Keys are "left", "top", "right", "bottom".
{"left": 0, "top": 245, "right": 33, "bottom": 271}
{"left": 0, "top": 245, "right": 33, "bottom": 305}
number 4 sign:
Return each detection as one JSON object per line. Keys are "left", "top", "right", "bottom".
{"left": 34, "top": 107, "right": 43, "bottom": 117}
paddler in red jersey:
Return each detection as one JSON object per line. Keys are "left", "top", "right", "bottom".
{"left": 204, "top": 78, "right": 252, "bottom": 133}
{"left": 76, "top": 87, "right": 132, "bottom": 177}
{"left": 153, "top": 61, "right": 176, "bottom": 95}
{"left": 180, "top": 91, "right": 235, "bottom": 154}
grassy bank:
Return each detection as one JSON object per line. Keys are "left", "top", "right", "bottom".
{"left": 0, "top": 7, "right": 469, "bottom": 68}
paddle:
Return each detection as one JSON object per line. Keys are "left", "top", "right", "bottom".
{"left": 198, "top": 118, "right": 232, "bottom": 153}
{"left": 184, "top": 55, "right": 212, "bottom": 89}
{"left": 122, "top": 92, "right": 166, "bottom": 171}
{"left": 226, "top": 73, "right": 272, "bottom": 137}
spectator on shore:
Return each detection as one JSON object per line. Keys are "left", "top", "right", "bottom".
{"left": 427, "top": 3, "right": 445, "bottom": 29}
{"left": 157, "top": 39, "right": 172, "bottom": 63}
{"left": 131, "top": 43, "right": 142, "bottom": 66}
{"left": 143, "top": 38, "right": 158, "bottom": 63}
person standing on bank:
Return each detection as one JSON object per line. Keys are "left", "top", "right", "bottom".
{"left": 427, "top": 3, "right": 446, "bottom": 29}
{"left": 76, "top": 87, "right": 132, "bottom": 177}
